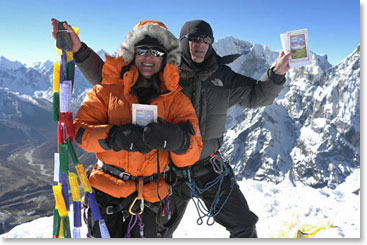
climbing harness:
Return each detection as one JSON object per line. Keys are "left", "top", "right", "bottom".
{"left": 90, "top": 159, "right": 174, "bottom": 237}
{"left": 82, "top": 188, "right": 165, "bottom": 238}
{"left": 95, "top": 159, "right": 170, "bottom": 216}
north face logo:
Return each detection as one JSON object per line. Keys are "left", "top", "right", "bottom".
{"left": 211, "top": 79, "right": 223, "bottom": 87}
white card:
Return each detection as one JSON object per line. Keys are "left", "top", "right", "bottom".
{"left": 280, "top": 28, "right": 312, "bottom": 68}
{"left": 132, "top": 104, "right": 158, "bottom": 127}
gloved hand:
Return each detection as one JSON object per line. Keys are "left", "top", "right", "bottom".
{"left": 107, "top": 124, "right": 152, "bottom": 154}
{"left": 143, "top": 118, "right": 190, "bottom": 154}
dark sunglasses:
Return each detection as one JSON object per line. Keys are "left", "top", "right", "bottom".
{"left": 135, "top": 47, "right": 166, "bottom": 57}
{"left": 184, "top": 34, "right": 214, "bottom": 44}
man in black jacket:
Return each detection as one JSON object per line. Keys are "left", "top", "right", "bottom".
{"left": 160, "top": 20, "right": 292, "bottom": 238}
{"left": 51, "top": 18, "right": 293, "bottom": 238}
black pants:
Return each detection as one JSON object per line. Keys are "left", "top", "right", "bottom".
{"left": 161, "top": 163, "right": 259, "bottom": 238}
{"left": 87, "top": 189, "right": 161, "bottom": 238}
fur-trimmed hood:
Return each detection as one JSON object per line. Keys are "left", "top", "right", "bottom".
{"left": 117, "top": 20, "right": 181, "bottom": 66}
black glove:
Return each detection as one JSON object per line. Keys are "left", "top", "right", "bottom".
{"left": 107, "top": 124, "right": 152, "bottom": 154}
{"left": 143, "top": 118, "right": 190, "bottom": 154}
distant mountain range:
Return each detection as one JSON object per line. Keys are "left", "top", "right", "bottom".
{"left": 0, "top": 37, "right": 360, "bottom": 234}
{"left": 214, "top": 38, "right": 359, "bottom": 190}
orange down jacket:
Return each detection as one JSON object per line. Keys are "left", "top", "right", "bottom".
{"left": 74, "top": 56, "right": 203, "bottom": 203}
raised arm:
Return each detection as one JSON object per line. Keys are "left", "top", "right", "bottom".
{"left": 227, "top": 50, "right": 293, "bottom": 108}
{"left": 51, "top": 18, "right": 104, "bottom": 86}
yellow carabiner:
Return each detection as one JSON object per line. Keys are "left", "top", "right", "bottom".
{"left": 128, "top": 196, "right": 144, "bottom": 215}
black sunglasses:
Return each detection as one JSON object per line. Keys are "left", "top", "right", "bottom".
{"left": 135, "top": 47, "right": 166, "bottom": 57}
{"left": 184, "top": 34, "right": 214, "bottom": 44}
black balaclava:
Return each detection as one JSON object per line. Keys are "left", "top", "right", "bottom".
{"left": 179, "top": 20, "right": 217, "bottom": 71}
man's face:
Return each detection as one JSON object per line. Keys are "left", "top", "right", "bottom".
{"left": 189, "top": 38, "right": 209, "bottom": 63}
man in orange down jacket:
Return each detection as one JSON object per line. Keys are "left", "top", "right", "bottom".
{"left": 72, "top": 20, "right": 203, "bottom": 238}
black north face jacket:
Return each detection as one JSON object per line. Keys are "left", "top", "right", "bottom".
{"left": 177, "top": 50, "right": 285, "bottom": 160}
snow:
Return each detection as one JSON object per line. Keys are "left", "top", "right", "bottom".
{"left": 26, "top": 60, "right": 54, "bottom": 73}
{"left": 176, "top": 169, "right": 360, "bottom": 239}
{"left": 1, "top": 169, "right": 360, "bottom": 240}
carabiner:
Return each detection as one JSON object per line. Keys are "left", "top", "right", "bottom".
{"left": 209, "top": 154, "right": 224, "bottom": 174}
{"left": 128, "top": 196, "right": 144, "bottom": 215}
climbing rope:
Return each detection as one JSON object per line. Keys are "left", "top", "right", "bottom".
{"left": 185, "top": 161, "right": 235, "bottom": 226}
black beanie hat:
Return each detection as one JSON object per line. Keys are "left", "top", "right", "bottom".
{"left": 179, "top": 20, "right": 214, "bottom": 40}
{"left": 135, "top": 35, "right": 167, "bottom": 52}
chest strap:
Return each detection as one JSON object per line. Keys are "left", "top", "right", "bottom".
{"left": 97, "top": 160, "right": 164, "bottom": 184}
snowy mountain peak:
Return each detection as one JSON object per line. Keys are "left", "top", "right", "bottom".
{"left": 213, "top": 36, "right": 278, "bottom": 79}
{"left": 333, "top": 45, "right": 360, "bottom": 70}
{"left": 0, "top": 56, "right": 25, "bottom": 70}
{"left": 309, "top": 52, "right": 332, "bottom": 72}
{"left": 26, "top": 60, "right": 54, "bottom": 73}
{"left": 214, "top": 35, "right": 254, "bottom": 56}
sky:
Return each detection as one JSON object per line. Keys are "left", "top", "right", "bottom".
{"left": 1, "top": 168, "right": 360, "bottom": 241}
{"left": 0, "top": 0, "right": 361, "bottom": 66}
